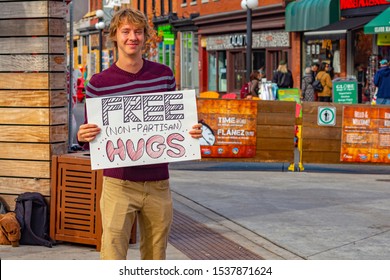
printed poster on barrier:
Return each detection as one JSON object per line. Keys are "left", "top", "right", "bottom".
{"left": 197, "top": 99, "right": 257, "bottom": 158}
{"left": 86, "top": 90, "right": 201, "bottom": 170}
{"left": 340, "top": 106, "right": 390, "bottom": 163}
{"left": 277, "top": 88, "right": 302, "bottom": 118}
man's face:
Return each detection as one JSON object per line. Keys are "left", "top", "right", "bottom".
{"left": 311, "top": 65, "right": 318, "bottom": 72}
{"left": 116, "top": 21, "right": 145, "bottom": 57}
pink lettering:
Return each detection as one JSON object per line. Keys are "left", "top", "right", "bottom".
{"left": 166, "top": 133, "right": 186, "bottom": 158}
{"left": 106, "top": 139, "right": 126, "bottom": 162}
{"left": 125, "top": 138, "right": 145, "bottom": 161}
{"left": 146, "top": 135, "right": 166, "bottom": 159}
{"left": 104, "top": 134, "right": 187, "bottom": 163}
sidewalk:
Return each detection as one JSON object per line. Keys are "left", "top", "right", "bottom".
{"left": 1, "top": 161, "right": 390, "bottom": 260}
{"left": 169, "top": 161, "right": 390, "bottom": 260}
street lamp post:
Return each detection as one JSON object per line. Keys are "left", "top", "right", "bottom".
{"left": 95, "top": 9, "right": 105, "bottom": 73}
{"left": 241, "top": 0, "right": 258, "bottom": 82}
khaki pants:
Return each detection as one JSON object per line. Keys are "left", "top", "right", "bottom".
{"left": 100, "top": 176, "right": 173, "bottom": 260}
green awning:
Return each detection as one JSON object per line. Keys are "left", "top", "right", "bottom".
{"left": 364, "top": 7, "right": 390, "bottom": 34}
{"left": 285, "top": 0, "right": 340, "bottom": 32}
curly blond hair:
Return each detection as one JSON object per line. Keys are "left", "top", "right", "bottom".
{"left": 108, "top": 8, "right": 153, "bottom": 53}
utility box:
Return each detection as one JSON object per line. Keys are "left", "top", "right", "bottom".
{"left": 50, "top": 153, "right": 103, "bottom": 250}
{"left": 50, "top": 152, "right": 137, "bottom": 251}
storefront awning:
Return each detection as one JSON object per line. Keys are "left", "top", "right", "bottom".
{"left": 82, "top": 10, "right": 96, "bottom": 18}
{"left": 304, "top": 16, "right": 376, "bottom": 40}
{"left": 364, "top": 7, "right": 390, "bottom": 34}
{"left": 285, "top": 0, "right": 340, "bottom": 32}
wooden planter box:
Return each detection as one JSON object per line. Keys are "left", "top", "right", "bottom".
{"left": 50, "top": 152, "right": 136, "bottom": 251}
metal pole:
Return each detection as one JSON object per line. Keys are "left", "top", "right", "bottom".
{"left": 99, "top": 28, "right": 103, "bottom": 72}
{"left": 68, "top": 1, "right": 74, "bottom": 151}
{"left": 246, "top": 7, "right": 252, "bottom": 82}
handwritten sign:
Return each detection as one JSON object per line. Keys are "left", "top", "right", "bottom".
{"left": 86, "top": 90, "right": 201, "bottom": 170}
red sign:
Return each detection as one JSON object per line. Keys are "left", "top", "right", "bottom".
{"left": 341, "top": 0, "right": 389, "bottom": 9}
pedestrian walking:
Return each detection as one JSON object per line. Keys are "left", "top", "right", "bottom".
{"left": 301, "top": 67, "right": 315, "bottom": 102}
{"left": 249, "top": 70, "right": 262, "bottom": 98}
{"left": 77, "top": 8, "right": 202, "bottom": 260}
{"left": 310, "top": 62, "right": 320, "bottom": 101}
{"left": 374, "top": 59, "right": 390, "bottom": 105}
{"left": 316, "top": 62, "right": 333, "bottom": 102}
{"left": 272, "top": 60, "right": 293, "bottom": 89}
{"left": 355, "top": 63, "right": 367, "bottom": 104}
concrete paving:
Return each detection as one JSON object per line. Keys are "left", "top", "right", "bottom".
{"left": 169, "top": 161, "right": 390, "bottom": 260}
{"left": 1, "top": 161, "right": 390, "bottom": 260}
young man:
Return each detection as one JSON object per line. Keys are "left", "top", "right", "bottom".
{"left": 77, "top": 8, "right": 202, "bottom": 260}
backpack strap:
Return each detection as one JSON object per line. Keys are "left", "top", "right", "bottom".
{"left": 23, "top": 199, "right": 53, "bottom": 248}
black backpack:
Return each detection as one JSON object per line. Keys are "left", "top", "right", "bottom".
{"left": 14, "top": 192, "right": 55, "bottom": 248}
{"left": 312, "top": 79, "right": 323, "bottom": 92}
{"left": 0, "top": 198, "right": 8, "bottom": 214}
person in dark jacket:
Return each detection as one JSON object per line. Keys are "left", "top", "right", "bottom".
{"left": 311, "top": 62, "right": 319, "bottom": 80}
{"left": 355, "top": 63, "right": 367, "bottom": 104}
{"left": 272, "top": 60, "right": 293, "bottom": 88}
{"left": 374, "top": 59, "right": 390, "bottom": 104}
{"left": 249, "top": 70, "right": 262, "bottom": 97}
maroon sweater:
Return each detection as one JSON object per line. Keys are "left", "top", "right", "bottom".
{"left": 84, "top": 59, "right": 176, "bottom": 181}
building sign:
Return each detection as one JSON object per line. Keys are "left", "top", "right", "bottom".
{"left": 90, "top": 33, "right": 99, "bottom": 49}
{"left": 340, "top": 106, "right": 390, "bottom": 163}
{"left": 86, "top": 90, "right": 201, "bottom": 170}
{"left": 333, "top": 80, "right": 358, "bottom": 104}
{"left": 104, "top": 0, "right": 121, "bottom": 8}
{"left": 206, "top": 31, "right": 289, "bottom": 51}
{"left": 197, "top": 99, "right": 257, "bottom": 158}
{"left": 341, "top": 0, "right": 389, "bottom": 9}
{"left": 378, "top": 34, "right": 390, "bottom": 46}
{"left": 230, "top": 34, "right": 247, "bottom": 47}
{"left": 158, "top": 24, "right": 175, "bottom": 45}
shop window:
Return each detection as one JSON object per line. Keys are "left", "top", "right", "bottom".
{"left": 207, "top": 51, "right": 226, "bottom": 93}
{"left": 157, "top": 41, "right": 175, "bottom": 70}
{"left": 232, "top": 51, "right": 246, "bottom": 91}
{"left": 208, "top": 52, "right": 217, "bottom": 91}
{"left": 303, "top": 40, "right": 340, "bottom": 77}
{"left": 180, "top": 32, "right": 199, "bottom": 93}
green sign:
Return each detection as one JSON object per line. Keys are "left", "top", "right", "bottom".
{"left": 277, "top": 88, "right": 301, "bottom": 103}
{"left": 332, "top": 80, "right": 357, "bottom": 104}
{"left": 158, "top": 24, "right": 174, "bottom": 45}
{"left": 163, "top": 33, "right": 175, "bottom": 45}
{"left": 157, "top": 24, "right": 172, "bottom": 33}
{"left": 318, "top": 106, "right": 336, "bottom": 126}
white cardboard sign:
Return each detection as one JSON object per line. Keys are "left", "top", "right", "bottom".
{"left": 86, "top": 90, "right": 201, "bottom": 170}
